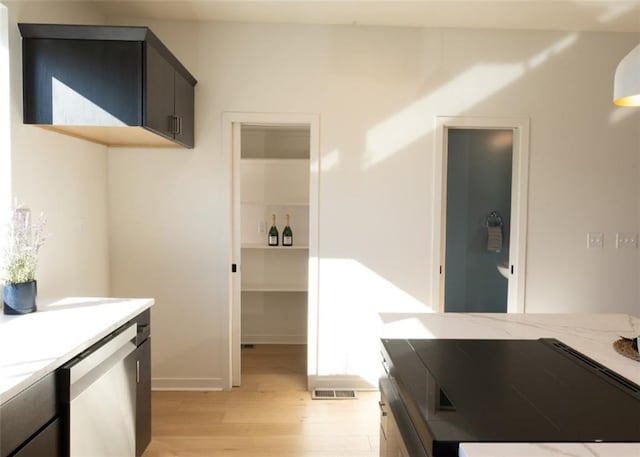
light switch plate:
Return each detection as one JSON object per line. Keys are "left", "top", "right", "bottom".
{"left": 587, "top": 232, "right": 604, "bottom": 249}
{"left": 615, "top": 232, "right": 638, "bottom": 248}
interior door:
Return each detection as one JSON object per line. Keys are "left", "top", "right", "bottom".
{"left": 231, "top": 122, "right": 242, "bottom": 387}
{"left": 434, "top": 116, "right": 530, "bottom": 314}
{"left": 443, "top": 129, "right": 513, "bottom": 313}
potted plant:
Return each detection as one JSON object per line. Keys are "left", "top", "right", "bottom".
{"left": 1, "top": 206, "right": 47, "bottom": 315}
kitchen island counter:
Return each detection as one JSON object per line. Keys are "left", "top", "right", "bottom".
{"left": 379, "top": 312, "right": 640, "bottom": 457}
{"left": 0, "top": 296, "right": 154, "bottom": 404}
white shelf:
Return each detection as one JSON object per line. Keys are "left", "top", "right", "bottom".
{"left": 241, "top": 158, "right": 310, "bottom": 165}
{"left": 242, "top": 243, "right": 309, "bottom": 250}
{"left": 241, "top": 284, "right": 308, "bottom": 292}
{"left": 241, "top": 201, "right": 309, "bottom": 207}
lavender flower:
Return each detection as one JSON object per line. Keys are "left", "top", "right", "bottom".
{"left": 2, "top": 206, "right": 48, "bottom": 284}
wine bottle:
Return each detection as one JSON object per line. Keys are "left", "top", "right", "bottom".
{"left": 268, "top": 214, "right": 279, "bottom": 246}
{"left": 282, "top": 214, "right": 293, "bottom": 247}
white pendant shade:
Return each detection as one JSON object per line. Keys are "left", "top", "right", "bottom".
{"left": 613, "top": 43, "right": 640, "bottom": 106}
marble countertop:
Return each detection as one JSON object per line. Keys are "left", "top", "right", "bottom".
{"left": 459, "top": 443, "right": 640, "bottom": 457}
{"left": 379, "top": 312, "right": 640, "bottom": 457}
{"left": 0, "top": 297, "right": 154, "bottom": 404}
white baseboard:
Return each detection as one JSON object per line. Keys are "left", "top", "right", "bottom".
{"left": 242, "top": 334, "right": 306, "bottom": 345}
{"left": 152, "top": 377, "right": 225, "bottom": 391}
{"left": 308, "top": 375, "right": 378, "bottom": 392}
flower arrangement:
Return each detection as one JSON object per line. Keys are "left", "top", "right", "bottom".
{"left": 2, "top": 206, "right": 48, "bottom": 285}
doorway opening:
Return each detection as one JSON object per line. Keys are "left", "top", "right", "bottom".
{"left": 433, "top": 116, "right": 530, "bottom": 313}
{"left": 226, "top": 113, "right": 319, "bottom": 390}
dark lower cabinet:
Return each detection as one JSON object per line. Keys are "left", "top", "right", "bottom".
{"left": 0, "top": 373, "right": 60, "bottom": 457}
{"left": 1, "top": 309, "right": 152, "bottom": 457}
{"left": 132, "top": 308, "right": 152, "bottom": 456}
{"left": 12, "top": 419, "right": 61, "bottom": 457}
{"left": 136, "top": 338, "right": 152, "bottom": 457}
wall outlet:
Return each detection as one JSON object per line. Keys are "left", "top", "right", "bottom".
{"left": 258, "top": 221, "right": 266, "bottom": 233}
{"left": 587, "top": 232, "right": 604, "bottom": 249}
{"left": 615, "top": 232, "right": 638, "bottom": 249}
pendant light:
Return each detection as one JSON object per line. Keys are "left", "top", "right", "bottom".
{"left": 613, "top": 43, "right": 640, "bottom": 106}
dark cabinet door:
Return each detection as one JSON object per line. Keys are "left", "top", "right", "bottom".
{"left": 12, "top": 419, "right": 61, "bottom": 457}
{"left": 0, "top": 372, "right": 58, "bottom": 457}
{"left": 136, "top": 338, "right": 152, "bottom": 457}
{"left": 144, "top": 43, "right": 175, "bottom": 141}
{"left": 22, "top": 39, "right": 142, "bottom": 126}
{"left": 173, "top": 71, "right": 195, "bottom": 148}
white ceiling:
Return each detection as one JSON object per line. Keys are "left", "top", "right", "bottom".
{"left": 91, "top": 0, "right": 640, "bottom": 33}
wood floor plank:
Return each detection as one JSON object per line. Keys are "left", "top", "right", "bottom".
{"left": 143, "top": 345, "right": 379, "bottom": 457}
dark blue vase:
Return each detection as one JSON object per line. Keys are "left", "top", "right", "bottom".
{"left": 3, "top": 281, "right": 37, "bottom": 315}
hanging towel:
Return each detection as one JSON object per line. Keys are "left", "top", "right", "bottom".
{"left": 487, "top": 225, "right": 503, "bottom": 252}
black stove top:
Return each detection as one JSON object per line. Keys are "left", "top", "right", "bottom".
{"left": 381, "top": 338, "right": 640, "bottom": 456}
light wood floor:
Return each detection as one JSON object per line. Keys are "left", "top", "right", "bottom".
{"left": 143, "top": 345, "right": 380, "bottom": 457}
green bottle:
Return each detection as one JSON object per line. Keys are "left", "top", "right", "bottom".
{"left": 282, "top": 214, "right": 293, "bottom": 247}
{"left": 268, "top": 214, "right": 279, "bottom": 246}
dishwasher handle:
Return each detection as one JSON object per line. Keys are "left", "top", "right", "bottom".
{"left": 62, "top": 323, "right": 137, "bottom": 401}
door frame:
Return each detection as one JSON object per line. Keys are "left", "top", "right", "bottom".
{"left": 223, "top": 111, "right": 320, "bottom": 389}
{"left": 432, "top": 116, "right": 530, "bottom": 314}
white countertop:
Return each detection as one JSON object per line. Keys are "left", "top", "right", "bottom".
{"left": 0, "top": 297, "right": 154, "bottom": 404}
{"left": 379, "top": 312, "right": 640, "bottom": 457}
{"left": 459, "top": 443, "right": 640, "bottom": 457}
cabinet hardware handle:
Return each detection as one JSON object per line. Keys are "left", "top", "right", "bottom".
{"left": 167, "top": 115, "right": 175, "bottom": 134}
{"left": 136, "top": 360, "right": 140, "bottom": 383}
{"left": 177, "top": 116, "right": 183, "bottom": 136}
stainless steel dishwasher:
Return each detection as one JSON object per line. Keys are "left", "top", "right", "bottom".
{"left": 60, "top": 322, "right": 137, "bottom": 457}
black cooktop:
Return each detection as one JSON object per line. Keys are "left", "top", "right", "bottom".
{"left": 381, "top": 338, "right": 640, "bottom": 454}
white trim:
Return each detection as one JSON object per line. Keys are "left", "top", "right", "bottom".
{"left": 152, "top": 377, "right": 225, "bottom": 391}
{"left": 224, "top": 111, "right": 320, "bottom": 391}
{"left": 231, "top": 121, "right": 241, "bottom": 387}
{"left": 433, "top": 116, "right": 530, "bottom": 314}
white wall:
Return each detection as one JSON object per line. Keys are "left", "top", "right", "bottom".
{"left": 104, "top": 20, "right": 640, "bottom": 389}
{"left": 5, "top": 1, "right": 110, "bottom": 298}
{"left": 0, "top": 4, "right": 11, "bottom": 235}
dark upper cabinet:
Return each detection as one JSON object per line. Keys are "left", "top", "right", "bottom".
{"left": 19, "top": 24, "right": 197, "bottom": 148}
{"left": 174, "top": 71, "right": 195, "bottom": 148}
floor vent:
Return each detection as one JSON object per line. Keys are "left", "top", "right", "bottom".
{"left": 311, "top": 389, "right": 357, "bottom": 400}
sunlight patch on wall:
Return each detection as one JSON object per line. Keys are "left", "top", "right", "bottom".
{"left": 319, "top": 148, "right": 340, "bottom": 173}
{"left": 609, "top": 106, "right": 639, "bottom": 124}
{"left": 316, "top": 257, "right": 430, "bottom": 385}
{"left": 364, "top": 33, "right": 580, "bottom": 170}
{"left": 52, "top": 77, "right": 126, "bottom": 126}
{"left": 528, "top": 33, "right": 577, "bottom": 69}
{"left": 597, "top": 2, "right": 636, "bottom": 24}
{"left": 363, "top": 63, "right": 525, "bottom": 169}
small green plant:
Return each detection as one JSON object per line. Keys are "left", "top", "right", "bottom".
{"left": 2, "top": 206, "right": 47, "bottom": 285}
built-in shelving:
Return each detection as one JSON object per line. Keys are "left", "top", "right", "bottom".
{"left": 242, "top": 284, "right": 308, "bottom": 292}
{"left": 241, "top": 201, "right": 310, "bottom": 207}
{"left": 241, "top": 243, "right": 309, "bottom": 250}
{"left": 238, "top": 124, "right": 310, "bottom": 345}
